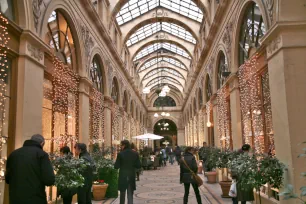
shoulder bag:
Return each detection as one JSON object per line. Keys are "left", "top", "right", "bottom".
{"left": 182, "top": 158, "right": 203, "bottom": 187}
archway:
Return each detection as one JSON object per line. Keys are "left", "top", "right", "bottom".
{"left": 154, "top": 119, "right": 177, "bottom": 148}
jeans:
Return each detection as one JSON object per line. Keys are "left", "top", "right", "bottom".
{"left": 183, "top": 183, "right": 202, "bottom": 204}
{"left": 120, "top": 183, "right": 134, "bottom": 204}
{"left": 63, "top": 195, "right": 73, "bottom": 204}
{"left": 169, "top": 155, "right": 174, "bottom": 165}
{"left": 176, "top": 156, "right": 181, "bottom": 165}
{"left": 77, "top": 185, "right": 92, "bottom": 204}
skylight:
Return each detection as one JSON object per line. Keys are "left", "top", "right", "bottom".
{"left": 127, "top": 22, "right": 196, "bottom": 46}
{"left": 146, "top": 76, "right": 182, "bottom": 87}
{"left": 116, "top": 0, "right": 203, "bottom": 25}
{"left": 134, "top": 42, "right": 191, "bottom": 61}
{"left": 142, "top": 68, "right": 184, "bottom": 80}
{"left": 138, "top": 57, "right": 187, "bottom": 72}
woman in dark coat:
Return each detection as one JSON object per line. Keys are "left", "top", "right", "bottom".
{"left": 115, "top": 140, "right": 141, "bottom": 204}
{"left": 180, "top": 147, "right": 202, "bottom": 204}
{"left": 236, "top": 144, "right": 254, "bottom": 204}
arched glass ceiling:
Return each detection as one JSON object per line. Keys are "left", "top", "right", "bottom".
{"left": 134, "top": 42, "right": 191, "bottom": 61}
{"left": 146, "top": 76, "right": 182, "bottom": 87}
{"left": 116, "top": 0, "right": 203, "bottom": 25}
{"left": 143, "top": 68, "right": 184, "bottom": 80}
{"left": 150, "top": 83, "right": 180, "bottom": 92}
{"left": 139, "top": 57, "right": 187, "bottom": 72}
{"left": 127, "top": 22, "right": 196, "bottom": 46}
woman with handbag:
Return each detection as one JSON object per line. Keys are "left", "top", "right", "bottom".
{"left": 180, "top": 147, "right": 202, "bottom": 204}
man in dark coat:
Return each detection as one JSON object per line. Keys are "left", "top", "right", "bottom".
{"left": 75, "top": 143, "right": 95, "bottom": 204}
{"left": 199, "top": 142, "right": 208, "bottom": 172}
{"left": 180, "top": 147, "right": 202, "bottom": 204}
{"left": 115, "top": 140, "right": 141, "bottom": 204}
{"left": 5, "top": 134, "right": 55, "bottom": 204}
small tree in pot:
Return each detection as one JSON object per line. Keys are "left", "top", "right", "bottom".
{"left": 205, "top": 147, "right": 220, "bottom": 184}
{"left": 216, "top": 149, "right": 233, "bottom": 197}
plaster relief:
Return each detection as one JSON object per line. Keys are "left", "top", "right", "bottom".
{"left": 267, "top": 36, "right": 281, "bottom": 56}
{"left": 27, "top": 43, "right": 44, "bottom": 62}
{"left": 152, "top": 9, "right": 168, "bottom": 17}
{"left": 155, "top": 32, "right": 169, "bottom": 40}
{"left": 265, "top": 0, "right": 274, "bottom": 24}
{"left": 81, "top": 24, "right": 94, "bottom": 74}
{"left": 222, "top": 21, "right": 233, "bottom": 58}
{"left": 32, "top": 0, "right": 51, "bottom": 32}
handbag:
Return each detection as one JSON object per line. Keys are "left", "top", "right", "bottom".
{"left": 182, "top": 159, "right": 203, "bottom": 187}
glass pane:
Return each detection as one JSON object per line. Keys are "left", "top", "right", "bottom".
{"left": 0, "top": 0, "right": 14, "bottom": 21}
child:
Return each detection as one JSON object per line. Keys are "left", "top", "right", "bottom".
{"left": 229, "top": 175, "right": 238, "bottom": 204}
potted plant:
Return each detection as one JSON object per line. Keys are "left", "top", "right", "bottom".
{"left": 92, "top": 179, "right": 109, "bottom": 201}
{"left": 216, "top": 149, "right": 233, "bottom": 198}
{"left": 205, "top": 147, "right": 220, "bottom": 183}
{"left": 51, "top": 154, "right": 87, "bottom": 201}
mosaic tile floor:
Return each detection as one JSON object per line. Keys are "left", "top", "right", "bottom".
{"left": 112, "top": 163, "right": 232, "bottom": 204}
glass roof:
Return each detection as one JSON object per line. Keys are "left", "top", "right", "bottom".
{"left": 116, "top": 0, "right": 203, "bottom": 25}
{"left": 146, "top": 76, "right": 182, "bottom": 87}
{"left": 138, "top": 57, "right": 187, "bottom": 72}
{"left": 150, "top": 83, "right": 180, "bottom": 91}
{"left": 143, "top": 68, "right": 184, "bottom": 80}
{"left": 127, "top": 22, "right": 196, "bottom": 46}
{"left": 134, "top": 42, "right": 191, "bottom": 61}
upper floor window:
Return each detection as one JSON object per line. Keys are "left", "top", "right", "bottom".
{"left": 0, "top": 0, "right": 14, "bottom": 21}
{"left": 239, "top": 2, "right": 266, "bottom": 66}
{"left": 90, "top": 56, "right": 103, "bottom": 93}
{"left": 217, "top": 52, "right": 229, "bottom": 89}
{"left": 153, "top": 96, "right": 176, "bottom": 107}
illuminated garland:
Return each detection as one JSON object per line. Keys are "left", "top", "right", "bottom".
{"left": 217, "top": 86, "right": 231, "bottom": 149}
{"left": 206, "top": 101, "right": 212, "bottom": 127}
{"left": 238, "top": 54, "right": 265, "bottom": 154}
{"left": 198, "top": 111, "right": 205, "bottom": 146}
{"left": 193, "top": 116, "right": 198, "bottom": 146}
{"left": 89, "top": 88, "right": 104, "bottom": 144}
{"left": 122, "top": 112, "right": 129, "bottom": 141}
{"left": 0, "top": 13, "right": 9, "bottom": 180}
{"left": 51, "top": 55, "right": 79, "bottom": 149}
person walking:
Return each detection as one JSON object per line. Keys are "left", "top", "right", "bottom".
{"left": 168, "top": 146, "right": 174, "bottom": 165}
{"left": 161, "top": 146, "right": 167, "bottom": 166}
{"left": 5, "top": 134, "right": 55, "bottom": 204}
{"left": 115, "top": 140, "right": 141, "bottom": 204}
{"left": 236, "top": 144, "right": 254, "bottom": 204}
{"left": 74, "top": 143, "right": 95, "bottom": 204}
{"left": 175, "top": 146, "right": 182, "bottom": 165}
{"left": 180, "top": 147, "right": 202, "bottom": 204}
{"left": 58, "top": 146, "right": 75, "bottom": 204}
{"left": 131, "top": 143, "right": 141, "bottom": 181}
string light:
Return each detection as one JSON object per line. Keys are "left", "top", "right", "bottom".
{"left": 0, "top": 13, "right": 9, "bottom": 183}
{"left": 206, "top": 101, "right": 212, "bottom": 127}
{"left": 238, "top": 54, "right": 272, "bottom": 154}
{"left": 89, "top": 88, "right": 104, "bottom": 145}
{"left": 51, "top": 55, "right": 79, "bottom": 150}
{"left": 217, "top": 86, "right": 231, "bottom": 149}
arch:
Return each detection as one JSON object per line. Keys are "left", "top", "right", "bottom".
{"left": 198, "top": 88, "right": 203, "bottom": 109}
{"left": 153, "top": 96, "right": 176, "bottom": 107}
{"left": 40, "top": 1, "right": 83, "bottom": 75}
{"left": 111, "top": 77, "right": 120, "bottom": 104}
{"left": 122, "top": 90, "right": 129, "bottom": 112}
{"left": 124, "top": 17, "right": 199, "bottom": 45}
{"left": 89, "top": 48, "right": 109, "bottom": 95}
{"left": 193, "top": 98, "right": 197, "bottom": 116}
{"left": 144, "top": 76, "right": 184, "bottom": 88}
{"left": 132, "top": 40, "right": 192, "bottom": 61}
{"left": 90, "top": 54, "right": 105, "bottom": 93}
{"left": 141, "top": 67, "right": 186, "bottom": 83}
{"left": 232, "top": 0, "right": 269, "bottom": 72}
{"left": 215, "top": 50, "right": 229, "bottom": 90}
{"left": 152, "top": 116, "right": 180, "bottom": 130}
{"left": 137, "top": 55, "right": 188, "bottom": 72}
{"left": 204, "top": 74, "right": 212, "bottom": 103}
{"left": 112, "top": 0, "right": 208, "bottom": 24}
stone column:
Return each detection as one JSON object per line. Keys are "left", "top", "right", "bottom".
{"left": 78, "top": 77, "right": 91, "bottom": 145}
{"left": 262, "top": 24, "right": 306, "bottom": 202}
{"left": 228, "top": 75, "right": 243, "bottom": 150}
{"left": 177, "top": 129, "right": 185, "bottom": 146}
{"left": 103, "top": 96, "right": 113, "bottom": 147}
{"left": 203, "top": 109, "right": 209, "bottom": 144}
{"left": 15, "top": 38, "right": 46, "bottom": 148}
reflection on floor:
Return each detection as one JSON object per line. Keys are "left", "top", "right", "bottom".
{"left": 112, "top": 162, "right": 232, "bottom": 204}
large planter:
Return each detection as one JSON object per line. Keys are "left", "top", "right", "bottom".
{"left": 99, "top": 168, "right": 118, "bottom": 198}
{"left": 219, "top": 181, "right": 232, "bottom": 198}
{"left": 205, "top": 171, "right": 217, "bottom": 184}
{"left": 93, "top": 184, "right": 109, "bottom": 201}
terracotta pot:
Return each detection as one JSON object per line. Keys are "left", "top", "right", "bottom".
{"left": 206, "top": 171, "right": 217, "bottom": 184}
{"left": 219, "top": 181, "right": 232, "bottom": 198}
{"left": 92, "top": 184, "right": 109, "bottom": 201}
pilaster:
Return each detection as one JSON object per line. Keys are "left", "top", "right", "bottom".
{"left": 103, "top": 95, "right": 113, "bottom": 147}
